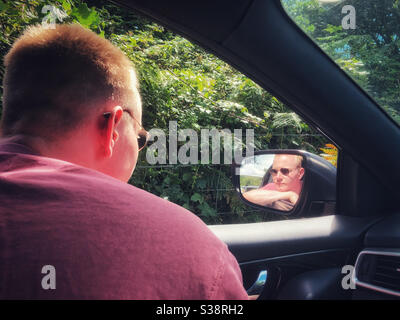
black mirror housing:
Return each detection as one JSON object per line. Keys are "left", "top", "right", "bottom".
{"left": 232, "top": 150, "right": 336, "bottom": 217}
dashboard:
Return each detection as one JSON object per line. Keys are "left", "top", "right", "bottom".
{"left": 352, "top": 214, "right": 400, "bottom": 299}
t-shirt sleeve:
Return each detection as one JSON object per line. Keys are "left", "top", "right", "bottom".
{"left": 210, "top": 246, "right": 249, "bottom": 300}
{"left": 260, "top": 183, "right": 276, "bottom": 191}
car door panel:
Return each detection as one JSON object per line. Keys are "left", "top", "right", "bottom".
{"left": 209, "top": 215, "right": 380, "bottom": 262}
{"left": 209, "top": 215, "right": 380, "bottom": 297}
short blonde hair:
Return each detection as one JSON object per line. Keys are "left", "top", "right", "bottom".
{"left": 293, "top": 155, "right": 304, "bottom": 168}
{"left": 274, "top": 154, "right": 304, "bottom": 168}
{"left": 1, "top": 23, "right": 138, "bottom": 139}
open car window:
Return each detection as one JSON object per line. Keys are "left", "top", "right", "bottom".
{"left": 281, "top": 0, "right": 400, "bottom": 126}
{"left": 0, "top": 0, "right": 335, "bottom": 225}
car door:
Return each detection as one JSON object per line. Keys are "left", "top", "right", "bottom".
{"left": 112, "top": 0, "right": 400, "bottom": 299}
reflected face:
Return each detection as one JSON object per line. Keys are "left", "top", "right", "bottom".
{"left": 270, "top": 154, "right": 304, "bottom": 192}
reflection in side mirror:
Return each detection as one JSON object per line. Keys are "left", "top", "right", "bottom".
{"left": 239, "top": 153, "right": 305, "bottom": 212}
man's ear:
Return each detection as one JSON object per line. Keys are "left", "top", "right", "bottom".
{"left": 103, "top": 106, "right": 124, "bottom": 158}
{"left": 298, "top": 167, "right": 305, "bottom": 180}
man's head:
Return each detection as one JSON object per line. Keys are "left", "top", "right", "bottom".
{"left": 270, "top": 154, "right": 304, "bottom": 192}
{"left": 1, "top": 24, "right": 144, "bottom": 182}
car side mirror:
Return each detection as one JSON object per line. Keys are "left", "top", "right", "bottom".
{"left": 232, "top": 150, "right": 337, "bottom": 216}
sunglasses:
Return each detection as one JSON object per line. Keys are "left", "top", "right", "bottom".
{"left": 103, "top": 109, "right": 150, "bottom": 151}
{"left": 269, "top": 167, "right": 297, "bottom": 176}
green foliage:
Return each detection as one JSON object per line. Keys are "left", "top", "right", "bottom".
{"left": 240, "top": 176, "right": 263, "bottom": 188}
{"left": 71, "top": 3, "right": 99, "bottom": 27}
{"left": 282, "top": 0, "right": 400, "bottom": 125}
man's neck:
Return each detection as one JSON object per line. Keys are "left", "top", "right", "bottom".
{"left": 0, "top": 135, "right": 46, "bottom": 155}
{"left": 0, "top": 134, "right": 96, "bottom": 169}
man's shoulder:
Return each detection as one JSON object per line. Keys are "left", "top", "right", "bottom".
{"left": 0, "top": 146, "right": 212, "bottom": 239}
{"left": 0, "top": 147, "right": 248, "bottom": 299}
{"left": 261, "top": 183, "right": 276, "bottom": 190}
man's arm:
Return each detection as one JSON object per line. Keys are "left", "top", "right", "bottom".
{"left": 272, "top": 199, "right": 295, "bottom": 211}
{"left": 242, "top": 189, "right": 298, "bottom": 207}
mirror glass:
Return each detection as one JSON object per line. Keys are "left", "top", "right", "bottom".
{"left": 239, "top": 153, "right": 305, "bottom": 212}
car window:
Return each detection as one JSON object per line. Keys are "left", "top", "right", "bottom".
{"left": 0, "top": 0, "right": 335, "bottom": 225}
{"left": 281, "top": 0, "right": 400, "bottom": 125}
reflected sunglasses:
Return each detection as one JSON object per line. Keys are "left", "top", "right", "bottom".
{"left": 103, "top": 109, "right": 150, "bottom": 151}
{"left": 269, "top": 167, "right": 298, "bottom": 176}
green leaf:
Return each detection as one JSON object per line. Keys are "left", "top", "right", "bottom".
{"left": 0, "top": 0, "right": 8, "bottom": 12}
{"left": 196, "top": 179, "right": 207, "bottom": 189}
{"left": 61, "top": 0, "right": 72, "bottom": 14}
{"left": 198, "top": 202, "right": 217, "bottom": 217}
{"left": 182, "top": 203, "right": 191, "bottom": 210}
{"left": 182, "top": 172, "right": 192, "bottom": 182}
{"left": 190, "top": 193, "right": 203, "bottom": 203}
{"left": 71, "top": 3, "right": 99, "bottom": 28}
{"left": 163, "top": 177, "right": 171, "bottom": 185}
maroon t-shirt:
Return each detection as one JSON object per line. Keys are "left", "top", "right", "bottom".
{"left": 0, "top": 142, "right": 248, "bottom": 299}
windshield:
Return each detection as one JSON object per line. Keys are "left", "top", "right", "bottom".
{"left": 281, "top": 0, "right": 400, "bottom": 125}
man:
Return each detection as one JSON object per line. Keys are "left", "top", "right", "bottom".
{"left": 243, "top": 154, "right": 304, "bottom": 211}
{"left": 0, "top": 24, "right": 248, "bottom": 299}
